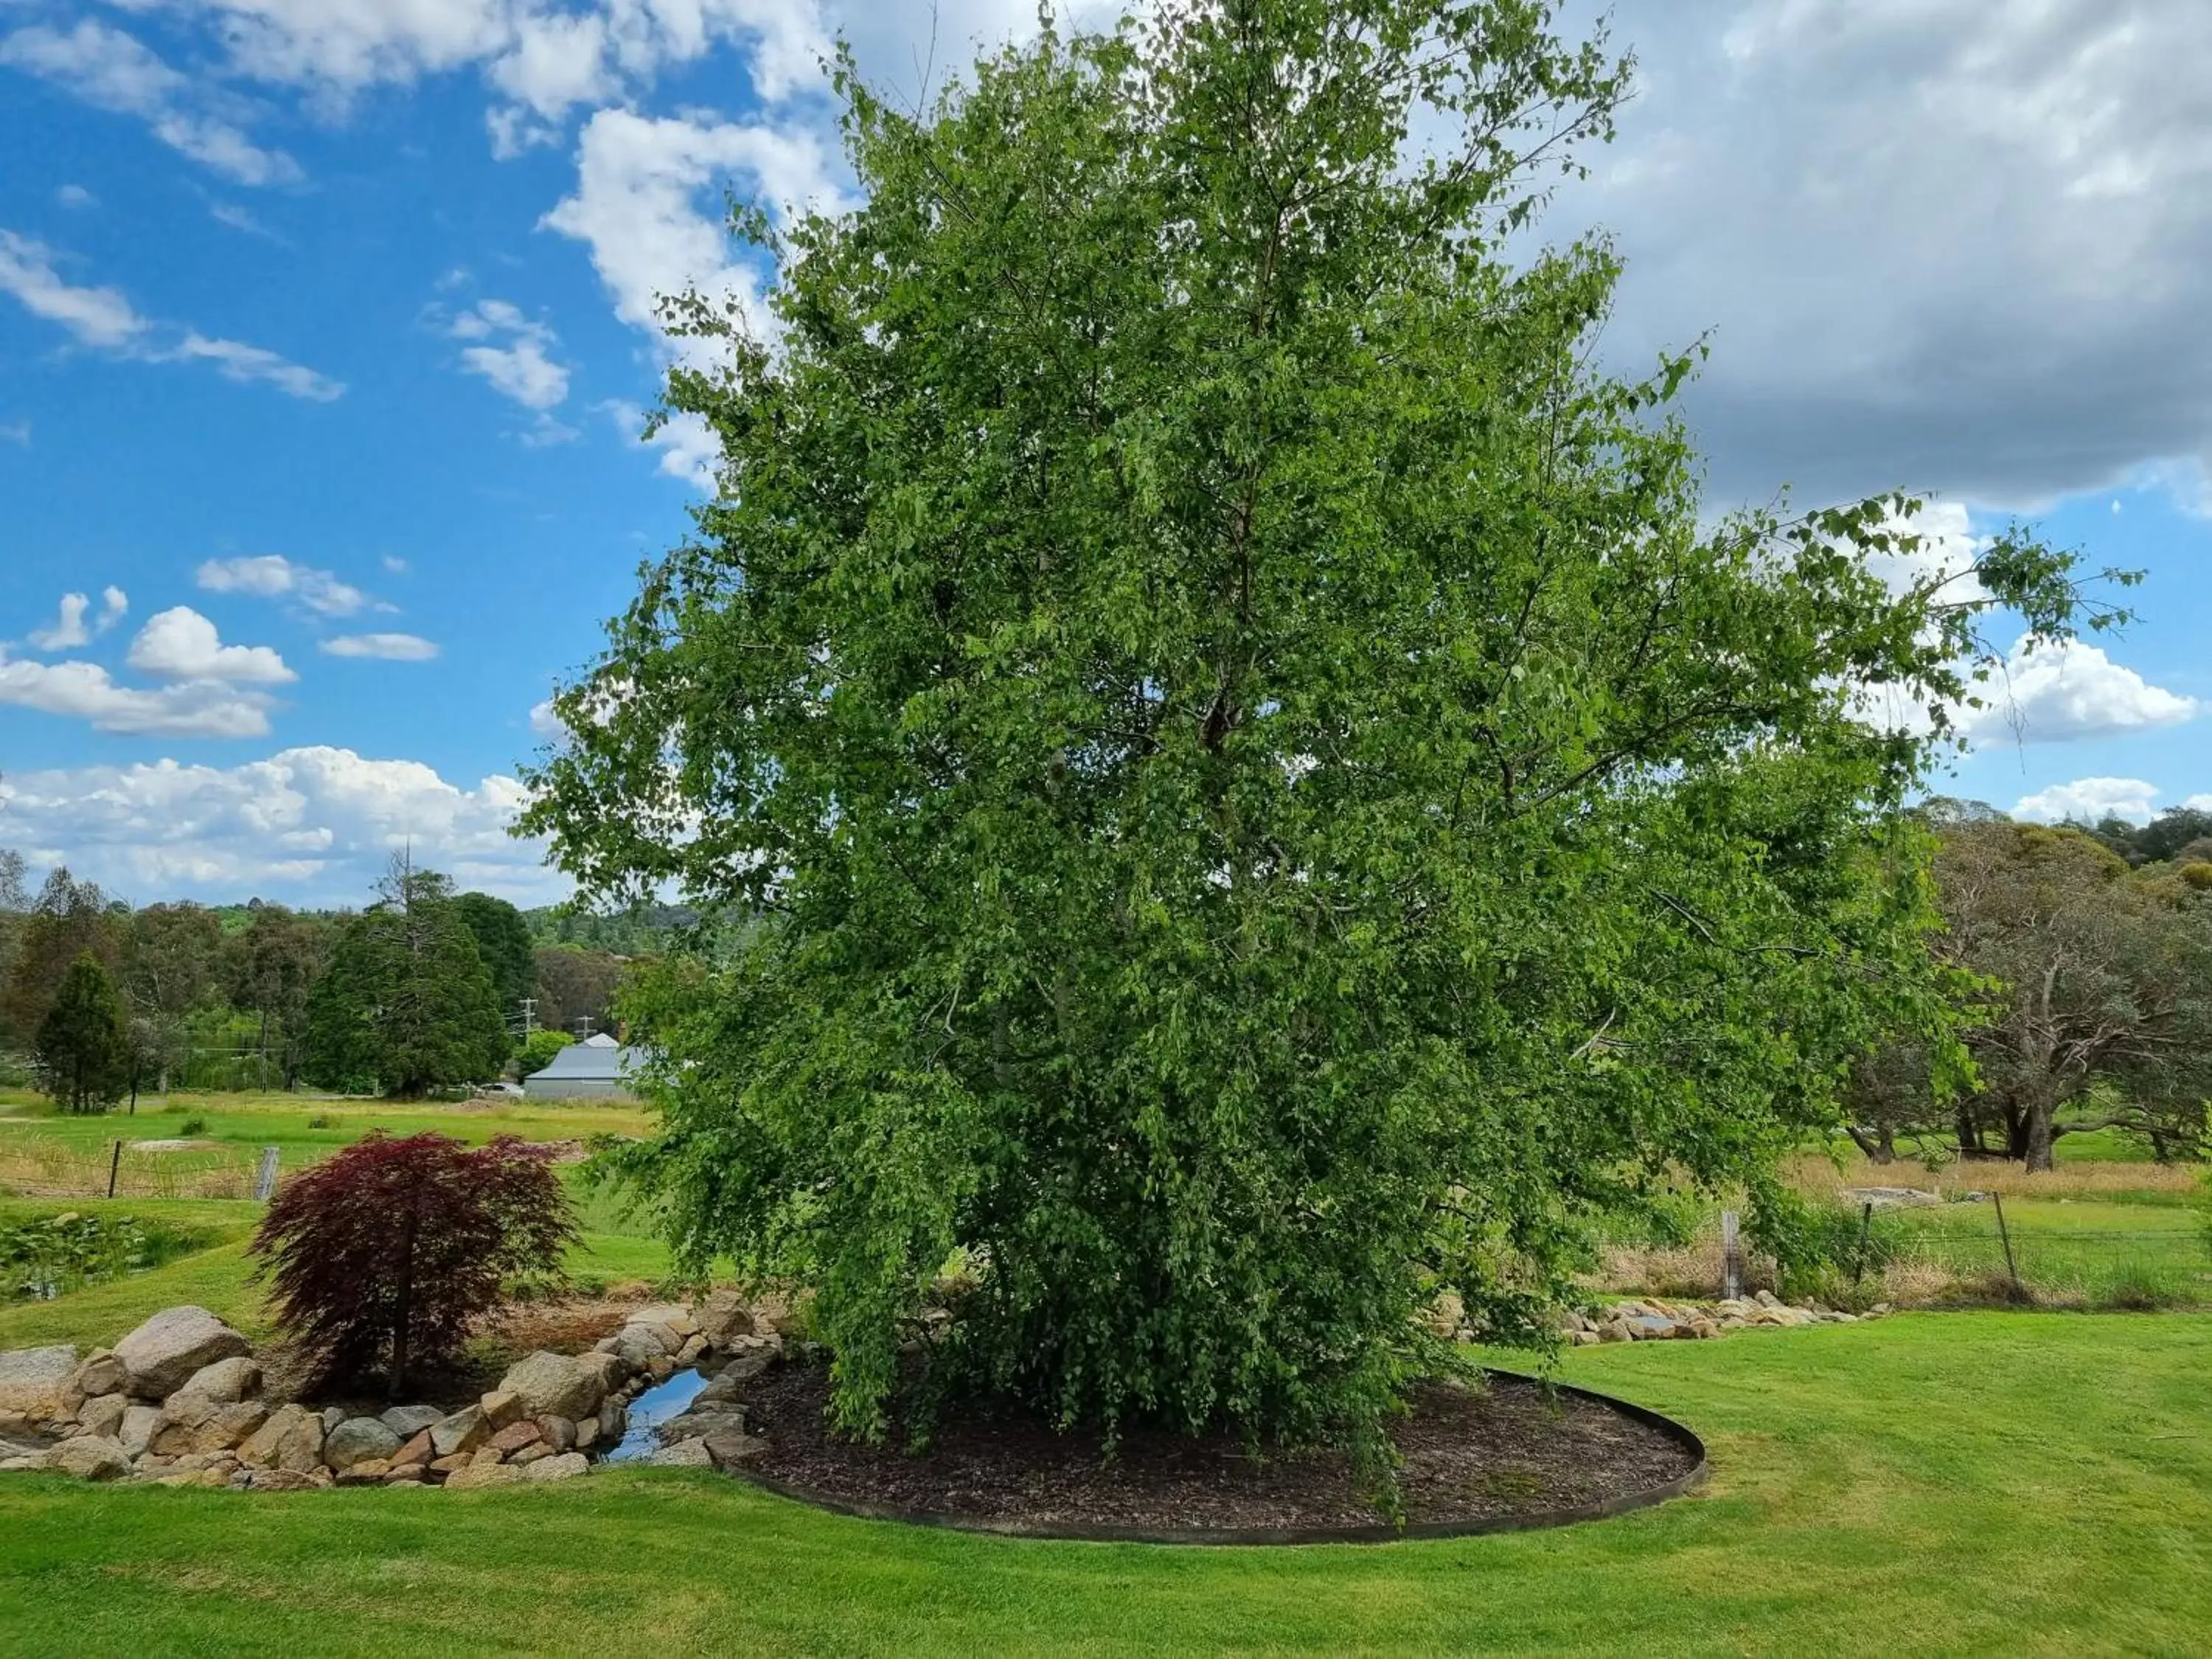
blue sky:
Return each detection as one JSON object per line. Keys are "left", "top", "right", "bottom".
{"left": 2, "top": 1, "right": 2208, "bottom": 905}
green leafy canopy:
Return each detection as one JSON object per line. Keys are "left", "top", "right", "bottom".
{"left": 522, "top": 0, "right": 2115, "bottom": 1466}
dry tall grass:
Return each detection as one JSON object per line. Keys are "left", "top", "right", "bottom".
{"left": 0, "top": 1133, "right": 258, "bottom": 1200}
{"left": 1784, "top": 1149, "right": 2199, "bottom": 1204}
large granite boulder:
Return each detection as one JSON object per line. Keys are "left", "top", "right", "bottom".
{"left": 112, "top": 1308, "right": 250, "bottom": 1399}
{"left": 49, "top": 1435, "right": 131, "bottom": 1481}
{"left": 525, "top": 1452, "right": 590, "bottom": 1482}
{"left": 444, "top": 1460, "right": 529, "bottom": 1491}
{"left": 429, "top": 1405, "right": 489, "bottom": 1458}
{"left": 498, "top": 1352, "right": 605, "bottom": 1423}
{"left": 74, "top": 1391, "right": 129, "bottom": 1440}
{"left": 151, "top": 1400, "right": 268, "bottom": 1457}
{"left": 175, "top": 1357, "right": 261, "bottom": 1405}
{"left": 72, "top": 1350, "right": 127, "bottom": 1399}
{"left": 695, "top": 1289, "right": 754, "bottom": 1349}
{"left": 239, "top": 1403, "right": 326, "bottom": 1473}
{"left": 0, "top": 1346, "right": 80, "bottom": 1419}
{"left": 380, "top": 1405, "right": 444, "bottom": 1439}
{"left": 324, "top": 1417, "right": 403, "bottom": 1471}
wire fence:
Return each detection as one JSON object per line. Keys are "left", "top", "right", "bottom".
{"left": 0, "top": 1133, "right": 268, "bottom": 1201}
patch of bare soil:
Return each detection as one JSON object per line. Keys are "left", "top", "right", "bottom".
{"left": 732, "top": 1364, "right": 1701, "bottom": 1538}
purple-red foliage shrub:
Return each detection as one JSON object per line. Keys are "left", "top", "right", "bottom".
{"left": 251, "top": 1131, "right": 577, "bottom": 1394}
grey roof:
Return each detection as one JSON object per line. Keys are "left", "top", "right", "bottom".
{"left": 532, "top": 1042, "right": 649, "bottom": 1081}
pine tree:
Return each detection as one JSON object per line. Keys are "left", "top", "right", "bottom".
{"left": 36, "top": 951, "right": 131, "bottom": 1114}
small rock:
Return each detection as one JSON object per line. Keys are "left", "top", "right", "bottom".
{"left": 321, "top": 1407, "right": 348, "bottom": 1436}
{"left": 0, "top": 1346, "right": 81, "bottom": 1420}
{"left": 526, "top": 1451, "right": 590, "bottom": 1482}
{"left": 50, "top": 1436, "right": 133, "bottom": 1481}
{"left": 509, "top": 1443, "right": 552, "bottom": 1466}
{"left": 645, "top": 1357, "right": 675, "bottom": 1384}
{"left": 715, "top": 1338, "right": 780, "bottom": 1385}
{"left": 478, "top": 1390, "right": 525, "bottom": 1431}
{"left": 429, "top": 1453, "right": 473, "bottom": 1473}
{"left": 113, "top": 1309, "right": 248, "bottom": 1400}
{"left": 574, "top": 1416, "right": 600, "bottom": 1450}
{"left": 338, "top": 1459, "right": 392, "bottom": 1486}
{"left": 75, "top": 1392, "right": 130, "bottom": 1439}
{"left": 1626, "top": 1315, "right": 1677, "bottom": 1340}
{"left": 597, "top": 1402, "right": 627, "bottom": 1442}
{"left": 487, "top": 1421, "right": 542, "bottom": 1455}
{"left": 246, "top": 1468, "right": 319, "bottom": 1492}
{"left": 1597, "top": 1319, "right": 1634, "bottom": 1343}
{"left": 389, "top": 1431, "right": 434, "bottom": 1470}
{"left": 700, "top": 1429, "right": 768, "bottom": 1468}
{"left": 380, "top": 1405, "right": 445, "bottom": 1439}
{"left": 444, "top": 1461, "right": 529, "bottom": 1491}
{"left": 430, "top": 1406, "right": 488, "bottom": 1458}
{"left": 118, "top": 1404, "right": 164, "bottom": 1457}
{"left": 324, "top": 1417, "right": 403, "bottom": 1471}
{"left": 71, "top": 1350, "right": 127, "bottom": 1399}
{"left": 470, "top": 1446, "right": 504, "bottom": 1467}
{"left": 675, "top": 1335, "right": 708, "bottom": 1366}
{"left": 539, "top": 1415, "right": 577, "bottom": 1453}
{"left": 647, "top": 1437, "right": 714, "bottom": 1469}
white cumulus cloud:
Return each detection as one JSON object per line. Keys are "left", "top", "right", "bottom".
{"left": 0, "top": 651, "right": 275, "bottom": 738}
{"left": 1962, "top": 636, "right": 2199, "bottom": 745}
{"left": 543, "top": 107, "right": 846, "bottom": 351}
{"left": 0, "top": 747, "right": 560, "bottom": 904}
{"left": 448, "top": 298, "right": 571, "bottom": 421}
{"left": 320, "top": 633, "right": 439, "bottom": 661}
{"left": 195, "top": 554, "right": 369, "bottom": 617}
{"left": 126, "top": 606, "right": 296, "bottom": 685}
{"left": 2012, "top": 777, "right": 2164, "bottom": 825}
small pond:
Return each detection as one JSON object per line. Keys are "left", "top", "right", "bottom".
{"left": 599, "top": 1368, "right": 706, "bottom": 1463}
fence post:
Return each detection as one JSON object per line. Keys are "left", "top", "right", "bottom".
{"left": 106, "top": 1140, "right": 122, "bottom": 1200}
{"left": 1852, "top": 1200, "right": 1874, "bottom": 1287}
{"left": 1992, "top": 1192, "right": 2023, "bottom": 1298}
{"left": 253, "top": 1147, "right": 281, "bottom": 1203}
{"left": 1721, "top": 1208, "right": 1743, "bottom": 1300}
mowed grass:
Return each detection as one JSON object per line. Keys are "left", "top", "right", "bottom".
{"left": 0, "top": 1313, "right": 2202, "bottom": 1655}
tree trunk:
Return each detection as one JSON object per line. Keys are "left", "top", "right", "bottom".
{"left": 2023, "top": 1100, "right": 2057, "bottom": 1173}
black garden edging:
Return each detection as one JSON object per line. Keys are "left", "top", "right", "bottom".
{"left": 713, "top": 1370, "right": 1708, "bottom": 1546}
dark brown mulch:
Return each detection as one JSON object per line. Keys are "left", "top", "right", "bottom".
{"left": 729, "top": 1363, "right": 1700, "bottom": 1537}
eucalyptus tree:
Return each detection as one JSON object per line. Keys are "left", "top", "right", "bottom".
{"left": 525, "top": 0, "right": 2118, "bottom": 1464}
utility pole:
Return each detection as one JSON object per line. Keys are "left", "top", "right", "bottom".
{"left": 518, "top": 997, "right": 537, "bottom": 1038}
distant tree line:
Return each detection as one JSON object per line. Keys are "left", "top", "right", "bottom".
{"left": 0, "top": 849, "right": 662, "bottom": 1109}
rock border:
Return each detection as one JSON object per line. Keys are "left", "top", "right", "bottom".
{"left": 699, "top": 1371, "right": 1708, "bottom": 1547}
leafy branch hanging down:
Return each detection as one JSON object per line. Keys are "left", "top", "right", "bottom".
{"left": 521, "top": 0, "right": 2117, "bottom": 1474}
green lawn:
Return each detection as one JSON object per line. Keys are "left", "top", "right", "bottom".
{"left": 0, "top": 1313, "right": 2205, "bottom": 1655}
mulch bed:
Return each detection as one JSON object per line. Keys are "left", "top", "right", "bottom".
{"left": 728, "top": 1362, "right": 1700, "bottom": 1539}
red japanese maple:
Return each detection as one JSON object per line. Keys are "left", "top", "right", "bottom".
{"left": 252, "top": 1132, "right": 576, "bottom": 1395}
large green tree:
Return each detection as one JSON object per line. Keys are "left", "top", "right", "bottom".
{"left": 124, "top": 902, "right": 226, "bottom": 1093}
{"left": 36, "top": 951, "right": 131, "bottom": 1113}
{"left": 1, "top": 868, "right": 125, "bottom": 1048}
{"left": 226, "top": 903, "right": 332, "bottom": 1090}
{"left": 453, "top": 891, "right": 536, "bottom": 1027}
{"left": 524, "top": 0, "right": 2117, "bottom": 1462}
{"left": 302, "top": 860, "right": 507, "bottom": 1097}
{"left": 1930, "top": 822, "right": 2212, "bottom": 1169}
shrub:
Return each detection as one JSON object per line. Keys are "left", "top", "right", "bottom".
{"left": 516, "top": 1028, "right": 576, "bottom": 1079}
{"left": 177, "top": 1116, "right": 208, "bottom": 1137}
{"left": 251, "top": 1131, "right": 576, "bottom": 1395}
{"left": 306, "top": 1113, "right": 338, "bottom": 1130}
